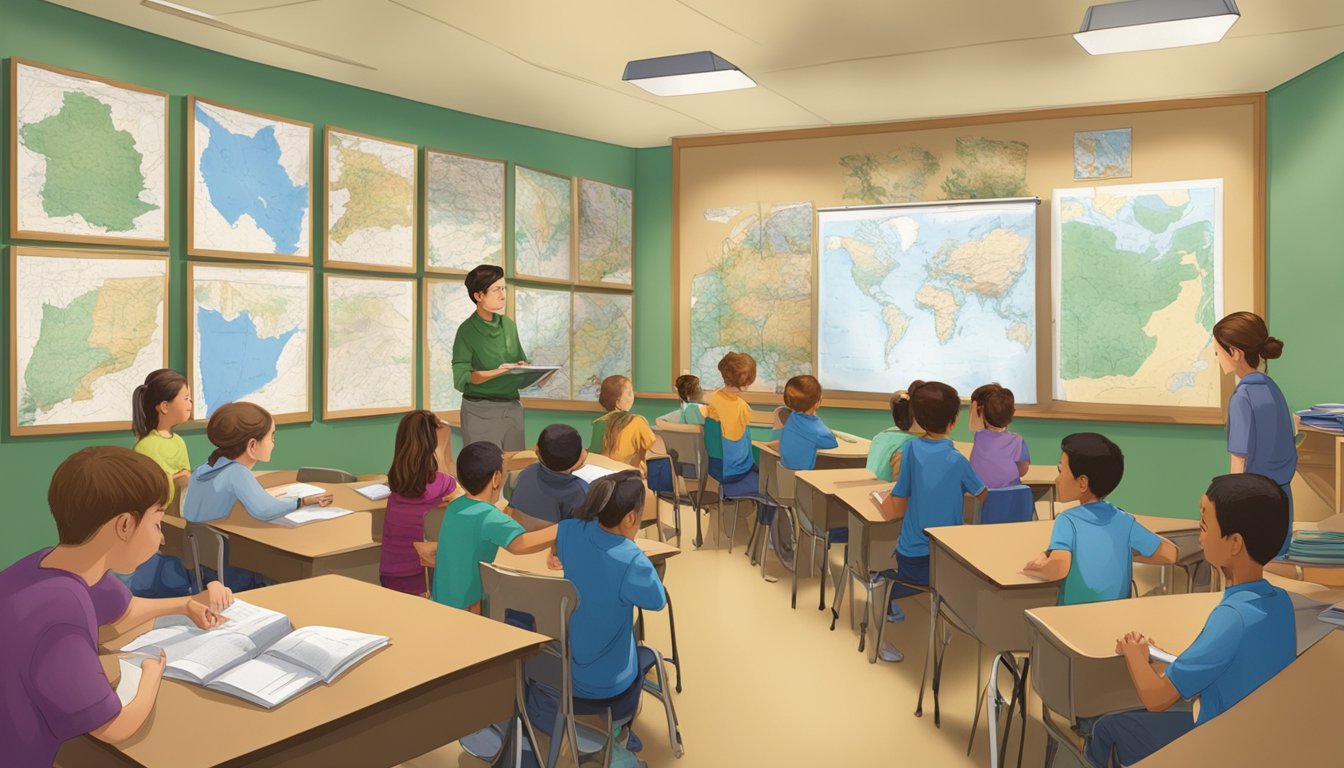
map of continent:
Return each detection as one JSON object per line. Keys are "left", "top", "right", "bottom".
{"left": 578, "top": 179, "right": 633, "bottom": 284}
{"left": 325, "top": 277, "right": 414, "bottom": 414}
{"left": 691, "top": 202, "right": 813, "bottom": 392}
{"left": 840, "top": 147, "right": 940, "bottom": 204}
{"left": 192, "top": 100, "right": 310, "bottom": 256}
{"left": 513, "top": 286, "right": 572, "bottom": 399}
{"left": 515, "top": 167, "right": 573, "bottom": 280}
{"left": 326, "top": 130, "right": 415, "bottom": 269}
{"left": 425, "top": 280, "right": 478, "bottom": 412}
{"left": 426, "top": 151, "right": 505, "bottom": 273}
{"left": 14, "top": 252, "right": 166, "bottom": 432}
{"left": 192, "top": 265, "right": 310, "bottom": 419}
{"left": 817, "top": 200, "right": 1037, "bottom": 398}
{"left": 940, "top": 137, "right": 1030, "bottom": 199}
{"left": 14, "top": 62, "right": 165, "bottom": 242}
{"left": 573, "top": 293, "right": 634, "bottom": 400}
{"left": 1054, "top": 180, "right": 1223, "bottom": 407}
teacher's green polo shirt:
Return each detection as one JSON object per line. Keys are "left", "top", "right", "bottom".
{"left": 452, "top": 310, "right": 528, "bottom": 400}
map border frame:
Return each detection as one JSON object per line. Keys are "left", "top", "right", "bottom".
{"left": 9, "top": 246, "right": 170, "bottom": 436}
{"left": 422, "top": 146, "right": 507, "bottom": 277}
{"left": 322, "top": 125, "right": 418, "bottom": 275}
{"left": 575, "top": 176, "right": 635, "bottom": 289}
{"left": 322, "top": 272, "right": 418, "bottom": 421}
{"left": 512, "top": 163, "right": 575, "bottom": 284}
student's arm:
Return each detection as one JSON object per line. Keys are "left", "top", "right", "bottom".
{"left": 1025, "top": 515, "right": 1073, "bottom": 579}
{"left": 887, "top": 446, "right": 904, "bottom": 482}
{"left": 91, "top": 652, "right": 166, "bottom": 743}
{"left": 963, "top": 463, "right": 988, "bottom": 502}
{"left": 880, "top": 493, "right": 908, "bottom": 522}
{"left": 110, "top": 592, "right": 230, "bottom": 635}
{"left": 1117, "top": 632, "right": 1182, "bottom": 712}
{"left": 505, "top": 524, "right": 559, "bottom": 555}
{"left": 1229, "top": 454, "right": 1246, "bottom": 473}
{"left": 1016, "top": 438, "right": 1031, "bottom": 478}
{"left": 230, "top": 468, "right": 304, "bottom": 521}
{"left": 1134, "top": 537, "right": 1179, "bottom": 566}
{"left": 1227, "top": 393, "right": 1252, "bottom": 474}
{"left": 815, "top": 420, "right": 839, "bottom": 450}
{"left": 621, "top": 556, "right": 667, "bottom": 611}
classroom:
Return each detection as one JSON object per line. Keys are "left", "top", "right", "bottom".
{"left": 2, "top": 1, "right": 1343, "bottom": 766}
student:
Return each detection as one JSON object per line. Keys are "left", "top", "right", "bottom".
{"left": 778, "top": 375, "right": 838, "bottom": 472}
{"left": 1213, "top": 311, "right": 1296, "bottom": 558}
{"left": 1024, "top": 433, "right": 1177, "bottom": 604}
{"left": 508, "top": 423, "right": 590, "bottom": 526}
{"left": 876, "top": 381, "right": 986, "bottom": 657}
{"left": 381, "top": 410, "right": 457, "bottom": 597}
{"left": 0, "top": 447, "right": 232, "bottom": 766}
{"left": 969, "top": 382, "right": 1031, "bottom": 488}
{"left": 672, "top": 373, "right": 706, "bottom": 425}
{"left": 592, "top": 375, "right": 665, "bottom": 467}
{"left": 1086, "top": 474, "right": 1295, "bottom": 768}
{"left": 705, "top": 351, "right": 779, "bottom": 536}
{"left": 555, "top": 470, "right": 667, "bottom": 754}
{"left": 867, "top": 387, "right": 922, "bottom": 483}
{"left": 432, "top": 442, "right": 558, "bottom": 613}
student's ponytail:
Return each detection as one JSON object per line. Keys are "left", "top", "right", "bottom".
{"left": 575, "top": 470, "right": 645, "bottom": 528}
{"left": 131, "top": 369, "right": 188, "bottom": 439}
{"left": 892, "top": 380, "right": 924, "bottom": 432}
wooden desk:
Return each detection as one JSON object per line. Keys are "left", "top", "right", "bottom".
{"left": 1021, "top": 464, "right": 1058, "bottom": 513}
{"left": 796, "top": 469, "right": 886, "bottom": 610}
{"left": 58, "top": 576, "right": 545, "bottom": 768}
{"left": 1135, "top": 630, "right": 1344, "bottom": 767}
{"left": 755, "top": 435, "right": 873, "bottom": 470}
{"left": 1297, "top": 423, "right": 1343, "bottom": 516}
{"left": 496, "top": 537, "right": 680, "bottom": 577}
{"left": 834, "top": 483, "right": 906, "bottom": 654}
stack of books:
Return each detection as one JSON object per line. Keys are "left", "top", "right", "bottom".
{"left": 1297, "top": 404, "right": 1344, "bottom": 434}
{"left": 1286, "top": 530, "right": 1344, "bottom": 564}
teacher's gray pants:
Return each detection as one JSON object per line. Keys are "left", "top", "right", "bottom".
{"left": 460, "top": 398, "right": 525, "bottom": 452}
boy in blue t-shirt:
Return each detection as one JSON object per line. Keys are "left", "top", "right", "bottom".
{"left": 1024, "top": 433, "right": 1177, "bottom": 604}
{"left": 875, "top": 381, "right": 986, "bottom": 660}
{"left": 778, "top": 375, "right": 838, "bottom": 471}
{"left": 507, "top": 424, "right": 590, "bottom": 527}
{"left": 555, "top": 470, "right": 667, "bottom": 753}
{"left": 1086, "top": 473, "right": 1295, "bottom": 767}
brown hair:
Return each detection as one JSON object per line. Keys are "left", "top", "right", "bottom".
{"left": 131, "top": 369, "right": 188, "bottom": 439}
{"left": 970, "top": 382, "right": 1015, "bottom": 429}
{"left": 598, "top": 375, "right": 638, "bottom": 458}
{"left": 909, "top": 380, "right": 960, "bottom": 434}
{"left": 718, "top": 352, "right": 757, "bottom": 388}
{"left": 1213, "top": 311, "right": 1283, "bottom": 371}
{"left": 206, "top": 401, "right": 273, "bottom": 466}
{"left": 783, "top": 375, "right": 823, "bottom": 412}
{"left": 49, "top": 446, "right": 168, "bottom": 545}
{"left": 388, "top": 410, "right": 441, "bottom": 499}
{"left": 575, "top": 469, "right": 647, "bottom": 528}
{"left": 675, "top": 374, "right": 702, "bottom": 404}
{"left": 891, "top": 384, "right": 920, "bottom": 432}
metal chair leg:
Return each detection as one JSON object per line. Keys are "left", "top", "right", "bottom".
{"left": 916, "top": 592, "right": 939, "bottom": 717}
{"left": 727, "top": 500, "right": 741, "bottom": 552}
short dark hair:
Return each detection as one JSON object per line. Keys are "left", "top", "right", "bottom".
{"left": 909, "top": 380, "right": 959, "bottom": 434}
{"left": 457, "top": 441, "right": 503, "bottom": 494}
{"left": 575, "top": 469, "right": 646, "bottom": 528}
{"left": 538, "top": 424, "right": 583, "bottom": 471}
{"left": 464, "top": 264, "right": 505, "bottom": 304}
{"left": 971, "top": 382, "right": 1015, "bottom": 429}
{"left": 783, "top": 375, "right": 822, "bottom": 412}
{"left": 1061, "top": 433, "right": 1124, "bottom": 498}
{"left": 49, "top": 447, "right": 168, "bottom": 545}
{"left": 1206, "top": 474, "right": 1290, "bottom": 566}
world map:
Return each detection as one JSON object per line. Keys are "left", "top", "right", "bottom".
{"left": 1054, "top": 180, "right": 1223, "bottom": 407}
{"left": 425, "top": 280, "right": 477, "bottom": 412}
{"left": 572, "top": 293, "right": 634, "bottom": 400}
{"left": 578, "top": 179, "right": 633, "bottom": 284}
{"left": 191, "top": 100, "right": 310, "bottom": 257}
{"left": 325, "top": 276, "right": 415, "bottom": 415}
{"left": 425, "top": 150, "right": 505, "bottom": 273}
{"left": 191, "top": 265, "right": 310, "bottom": 420}
{"left": 514, "top": 167, "right": 572, "bottom": 280}
{"left": 513, "top": 286, "right": 572, "bottom": 399}
{"left": 13, "top": 251, "right": 166, "bottom": 432}
{"left": 326, "top": 129, "right": 415, "bottom": 269}
{"left": 691, "top": 202, "right": 814, "bottom": 393}
{"left": 817, "top": 201, "right": 1038, "bottom": 399}
{"left": 13, "top": 62, "right": 166, "bottom": 242}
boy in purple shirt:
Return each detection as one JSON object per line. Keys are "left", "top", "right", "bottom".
{"left": 969, "top": 382, "right": 1030, "bottom": 488}
{"left": 0, "top": 447, "right": 232, "bottom": 767}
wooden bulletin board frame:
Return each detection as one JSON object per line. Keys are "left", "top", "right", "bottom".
{"left": 186, "top": 95, "right": 314, "bottom": 264}
{"left": 422, "top": 147, "right": 507, "bottom": 277}
{"left": 323, "top": 125, "right": 418, "bottom": 274}
{"left": 9, "top": 246, "right": 170, "bottom": 436}
{"left": 322, "top": 271, "right": 418, "bottom": 420}
{"left": 673, "top": 95, "right": 1265, "bottom": 425}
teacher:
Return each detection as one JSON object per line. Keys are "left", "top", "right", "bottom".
{"left": 452, "top": 264, "right": 528, "bottom": 451}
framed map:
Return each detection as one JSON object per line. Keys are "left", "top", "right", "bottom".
{"left": 10, "top": 247, "right": 168, "bottom": 436}
{"left": 572, "top": 291, "right": 634, "bottom": 401}
{"left": 323, "top": 274, "right": 416, "bottom": 419}
{"left": 512, "top": 285, "right": 572, "bottom": 400}
{"left": 1073, "top": 128, "right": 1132, "bottom": 181}
{"left": 513, "top": 165, "right": 573, "bottom": 281}
{"left": 188, "top": 97, "right": 313, "bottom": 261}
{"left": 423, "top": 278, "right": 479, "bottom": 413}
{"left": 324, "top": 127, "right": 416, "bottom": 272}
{"left": 577, "top": 178, "right": 633, "bottom": 286}
{"left": 10, "top": 59, "right": 168, "bottom": 247}
{"left": 189, "top": 263, "right": 312, "bottom": 424}
{"left": 425, "top": 148, "right": 505, "bottom": 274}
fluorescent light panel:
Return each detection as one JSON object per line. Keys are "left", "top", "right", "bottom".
{"left": 1075, "top": 0, "right": 1240, "bottom": 55}
{"left": 623, "top": 51, "right": 755, "bottom": 96}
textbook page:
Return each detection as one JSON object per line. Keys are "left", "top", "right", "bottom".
{"left": 120, "top": 600, "right": 292, "bottom": 683}
{"left": 574, "top": 464, "right": 619, "bottom": 484}
{"left": 261, "top": 626, "right": 390, "bottom": 682}
{"left": 115, "top": 658, "right": 143, "bottom": 706}
{"left": 271, "top": 506, "right": 355, "bottom": 527}
{"left": 267, "top": 482, "right": 327, "bottom": 500}
{"left": 206, "top": 656, "right": 321, "bottom": 710}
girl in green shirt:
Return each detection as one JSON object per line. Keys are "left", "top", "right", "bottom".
{"left": 131, "top": 369, "right": 194, "bottom": 508}
{"left": 866, "top": 385, "right": 924, "bottom": 482}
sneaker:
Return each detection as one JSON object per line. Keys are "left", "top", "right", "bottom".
{"left": 879, "top": 641, "right": 904, "bottom": 663}
{"left": 625, "top": 727, "right": 643, "bottom": 753}
{"left": 886, "top": 602, "right": 906, "bottom": 623}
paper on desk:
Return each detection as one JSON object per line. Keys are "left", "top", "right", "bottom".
{"left": 574, "top": 464, "right": 619, "bottom": 484}
{"left": 355, "top": 483, "right": 390, "bottom": 500}
{"left": 270, "top": 506, "right": 354, "bottom": 527}
{"left": 833, "top": 431, "right": 859, "bottom": 443}
{"left": 1148, "top": 645, "right": 1177, "bottom": 665}
{"left": 116, "top": 657, "right": 143, "bottom": 706}
{"left": 268, "top": 482, "right": 327, "bottom": 500}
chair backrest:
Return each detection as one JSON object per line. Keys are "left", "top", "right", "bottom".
{"left": 645, "top": 453, "right": 676, "bottom": 495}
{"left": 424, "top": 505, "right": 447, "bottom": 542}
{"left": 769, "top": 463, "right": 799, "bottom": 507}
{"left": 702, "top": 418, "right": 725, "bottom": 482}
{"left": 182, "top": 523, "right": 228, "bottom": 593}
{"left": 479, "top": 562, "right": 580, "bottom": 642}
{"left": 978, "top": 484, "right": 1035, "bottom": 525}
{"left": 296, "top": 466, "right": 357, "bottom": 483}
{"left": 589, "top": 415, "right": 610, "bottom": 454}
{"left": 655, "top": 425, "right": 704, "bottom": 481}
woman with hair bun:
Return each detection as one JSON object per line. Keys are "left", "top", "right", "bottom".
{"left": 1213, "top": 311, "right": 1296, "bottom": 557}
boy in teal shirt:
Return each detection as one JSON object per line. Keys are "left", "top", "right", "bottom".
{"left": 1024, "top": 433, "right": 1177, "bottom": 604}
{"left": 433, "top": 442, "right": 557, "bottom": 612}
{"left": 1086, "top": 473, "right": 1295, "bottom": 767}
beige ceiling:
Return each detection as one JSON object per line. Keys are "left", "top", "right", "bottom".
{"left": 50, "top": 0, "right": 1344, "bottom": 148}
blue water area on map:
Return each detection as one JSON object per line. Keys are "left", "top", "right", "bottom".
{"left": 196, "top": 103, "right": 308, "bottom": 254}
{"left": 196, "top": 308, "right": 298, "bottom": 415}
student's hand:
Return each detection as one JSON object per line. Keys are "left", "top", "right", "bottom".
{"left": 140, "top": 649, "right": 167, "bottom": 681}
{"left": 173, "top": 469, "right": 191, "bottom": 488}
{"left": 413, "top": 540, "right": 438, "bottom": 568}
{"left": 303, "top": 493, "right": 335, "bottom": 507}
{"left": 203, "top": 580, "right": 235, "bottom": 613}
{"left": 1024, "top": 554, "right": 1048, "bottom": 572}
{"left": 185, "top": 595, "right": 227, "bottom": 630}
{"left": 1115, "top": 631, "right": 1152, "bottom": 661}
{"left": 547, "top": 553, "right": 563, "bottom": 571}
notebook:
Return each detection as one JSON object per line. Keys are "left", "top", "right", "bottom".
{"left": 120, "top": 601, "right": 389, "bottom": 709}
{"left": 270, "top": 506, "right": 354, "bottom": 527}
{"left": 266, "top": 482, "right": 327, "bottom": 500}
{"left": 355, "top": 483, "right": 391, "bottom": 500}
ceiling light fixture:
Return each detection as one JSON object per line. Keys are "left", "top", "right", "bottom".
{"left": 1074, "top": 0, "right": 1240, "bottom": 55}
{"left": 622, "top": 51, "right": 755, "bottom": 96}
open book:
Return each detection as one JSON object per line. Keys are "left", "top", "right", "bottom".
{"left": 120, "top": 600, "right": 389, "bottom": 708}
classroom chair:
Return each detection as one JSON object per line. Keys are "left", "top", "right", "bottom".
{"left": 423, "top": 506, "right": 447, "bottom": 594}
{"left": 182, "top": 522, "right": 230, "bottom": 593}
{"left": 479, "top": 563, "right": 684, "bottom": 767}
{"left": 762, "top": 458, "right": 837, "bottom": 609}
{"left": 653, "top": 423, "right": 721, "bottom": 549}
{"left": 974, "top": 485, "right": 1036, "bottom": 525}
{"left": 702, "top": 419, "right": 774, "bottom": 571}
{"left": 646, "top": 453, "right": 683, "bottom": 544}
{"left": 296, "top": 466, "right": 357, "bottom": 483}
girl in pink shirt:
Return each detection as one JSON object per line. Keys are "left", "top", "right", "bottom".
{"left": 381, "top": 411, "right": 457, "bottom": 596}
